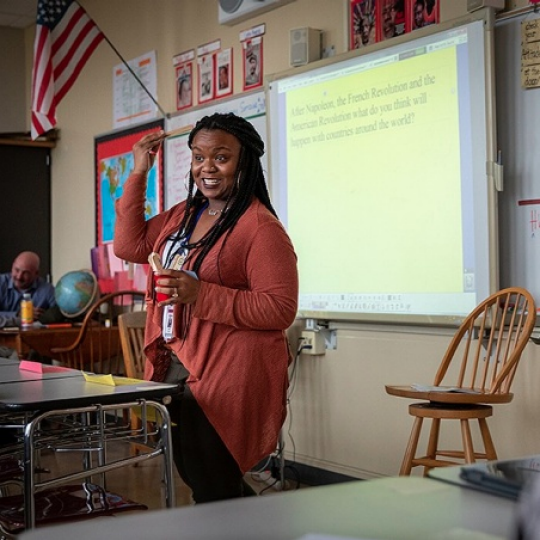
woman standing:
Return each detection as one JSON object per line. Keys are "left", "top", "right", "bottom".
{"left": 114, "top": 113, "right": 298, "bottom": 503}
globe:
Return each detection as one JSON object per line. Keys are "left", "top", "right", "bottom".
{"left": 55, "top": 270, "right": 99, "bottom": 318}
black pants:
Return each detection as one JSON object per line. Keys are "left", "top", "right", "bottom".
{"left": 167, "top": 383, "right": 256, "bottom": 504}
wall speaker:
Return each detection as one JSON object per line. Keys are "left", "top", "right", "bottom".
{"left": 466, "top": 0, "right": 505, "bottom": 12}
{"left": 218, "top": 0, "right": 296, "bottom": 26}
{"left": 290, "top": 27, "right": 322, "bottom": 67}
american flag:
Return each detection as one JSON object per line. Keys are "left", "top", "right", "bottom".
{"left": 31, "top": 0, "right": 104, "bottom": 140}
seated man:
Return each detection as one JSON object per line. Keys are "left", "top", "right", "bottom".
{"left": 0, "top": 251, "right": 56, "bottom": 327}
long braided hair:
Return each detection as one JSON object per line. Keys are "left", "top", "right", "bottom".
{"left": 178, "top": 112, "right": 277, "bottom": 275}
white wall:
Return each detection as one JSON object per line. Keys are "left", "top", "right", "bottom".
{"left": 9, "top": 0, "right": 540, "bottom": 479}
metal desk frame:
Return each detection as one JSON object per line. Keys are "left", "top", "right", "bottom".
{"left": 21, "top": 399, "right": 174, "bottom": 529}
{"left": 0, "top": 369, "right": 178, "bottom": 531}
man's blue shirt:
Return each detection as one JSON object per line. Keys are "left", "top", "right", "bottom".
{"left": 0, "top": 273, "right": 56, "bottom": 318}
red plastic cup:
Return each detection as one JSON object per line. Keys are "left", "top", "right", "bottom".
{"left": 153, "top": 274, "right": 169, "bottom": 302}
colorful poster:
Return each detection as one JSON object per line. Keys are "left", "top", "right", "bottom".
{"left": 350, "top": 0, "right": 377, "bottom": 49}
{"left": 95, "top": 120, "right": 164, "bottom": 244}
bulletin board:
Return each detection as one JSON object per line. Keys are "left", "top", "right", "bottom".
{"left": 95, "top": 119, "right": 165, "bottom": 245}
{"left": 164, "top": 89, "right": 266, "bottom": 210}
{"left": 496, "top": 13, "right": 540, "bottom": 310}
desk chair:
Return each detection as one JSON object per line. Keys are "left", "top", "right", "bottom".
{"left": 51, "top": 291, "right": 146, "bottom": 374}
{"left": 118, "top": 310, "right": 147, "bottom": 379}
{"left": 386, "top": 287, "right": 536, "bottom": 476}
{"left": 118, "top": 311, "right": 158, "bottom": 455}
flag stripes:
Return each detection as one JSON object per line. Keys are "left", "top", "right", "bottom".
{"left": 31, "top": 0, "right": 104, "bottom": 139}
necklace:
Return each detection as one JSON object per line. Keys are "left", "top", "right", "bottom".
{"left": 208, "top": 208, "right": 222, "bottom": 216}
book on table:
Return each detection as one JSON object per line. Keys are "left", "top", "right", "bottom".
{"left": 410, "top": 383, "right": 481, "bottom": 394}
{"left": 458, "top": 456, "right": 540, "bottom": 500}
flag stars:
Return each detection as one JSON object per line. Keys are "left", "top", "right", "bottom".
{"left": 37, "top": 0, "right": 71, "bottom": 27}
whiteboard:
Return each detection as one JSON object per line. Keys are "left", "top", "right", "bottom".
{"left": 164, "top": 90, "right": 266, "bottom": 210}
{"left": 265, "top": 12, "right": 498, "bottom": 325}
{"left": 496, "top": 13, "right": 540, "bottom": 310}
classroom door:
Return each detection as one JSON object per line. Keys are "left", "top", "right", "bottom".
{"left": 0, "top": 144, "right": 51, "bottom": 279}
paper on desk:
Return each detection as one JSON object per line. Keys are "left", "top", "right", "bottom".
{"left": 19, "top": 360, "right": 73, "bottom": 374}
{"left": 82, "top": 372, "right": 162, "bottom": 423}
{"left": 82, "top": 373, "right": 145, "bottom": 386}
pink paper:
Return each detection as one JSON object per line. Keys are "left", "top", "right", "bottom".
{"left": 19, "top": 360, "right": 43, "bottom": 373}
{"left": 19, "top": 360, "right": 72, "bottom": 374}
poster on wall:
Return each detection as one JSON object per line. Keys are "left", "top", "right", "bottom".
{"left": 174, "top": 49, "right": 195, "bottom": 111}
{"left": 95, "top": 119, "right": 164, "bottom": 245}
{"left": 410, "top": 0, "right": 440, "bottom": 31}
{"left": 113, "top": 51, "right": 159, "bottom": 129}
{"left": 378, "top": 0, "right": 408, "bottom": 41}
{"left": 521, "top": 18, "right": 540, "bottom": 89}
{"left": 198, "top": 53, "right": 215, "bottom": 103}
{"left": 216, "top": 48, "right": 233, "bottom": 98}
{"left": 176, "top": 62, "right": 193, "bottom": 110}
{"left": 243, "top": 37, "right": 263, "bottom": 90}
{"left": 350, "top": 0, "right": 377, "bottom": 49}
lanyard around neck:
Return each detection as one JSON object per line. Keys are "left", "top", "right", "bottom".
{"left": 163, "top": 203, "right": 208, "bottom": 269}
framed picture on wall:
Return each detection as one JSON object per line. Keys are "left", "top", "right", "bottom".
{"left": 243, "top": 38, "right": 263, "bottom": 91}
{"left": 216, "top": 48, "right": 233, "bottom": 98}
{"left": 95, "top": 119, "right": 165, "bottom": 245}
{"left": 350, "top": 0, "right": 377, "bottom": 50}
{"left": 176, "top": 61, "right": 193, "bottom": 111}
{"left": 409, "top": 0, "right": 440, "bottom": 31}
{"left": 198, "top": 54, "right": 215, "bottom": 103}
{"left": 378, "top": 0, "right": 408, "bottom": 42}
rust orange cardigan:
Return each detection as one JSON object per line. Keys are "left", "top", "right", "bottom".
{"left": 114, "top": 172, "right": 298, "bottom": 473}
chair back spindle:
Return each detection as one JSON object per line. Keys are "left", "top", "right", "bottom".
{"left": 433, "top": 288, "right": 535, "bottom": 395}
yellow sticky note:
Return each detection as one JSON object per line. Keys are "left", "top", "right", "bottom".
{"left": 83, "top": 373, "right": 116, "bottom": 386}
{"left": 111, "top": 376, "right": 146, "bottom": 386}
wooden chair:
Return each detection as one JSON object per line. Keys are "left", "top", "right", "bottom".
{"left": 117, "top": 310, "right": 158, "bottom": 454}
{"left": 118, "top": 310, "right": 147, "bottom": 379}
{"left": 386, "top": 287, "right": 536, "bottom": 476}
{"left": 51, "top": 291, "right": 146, "bottom": 375}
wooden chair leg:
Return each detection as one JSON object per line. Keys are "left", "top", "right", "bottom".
{"left": 424, "top": 418, "right": 441, "bottom": 476}
{"left": 460, "top": 419, "right": 475, "bottom": 463}
{"left": 478, "top": 418, "right": 498, "bottom": 461}
{"left": 129, "top": 411, "right": 141, "bottom": 458}
{"left": 400, "top": 417, "right": 423, "bottom": 476}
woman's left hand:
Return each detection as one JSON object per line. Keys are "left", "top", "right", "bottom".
{"left": 154, "top": 269, "right": 201, "bottom": 305}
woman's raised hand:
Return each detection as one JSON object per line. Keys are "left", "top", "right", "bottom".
{"left": 132, "top": 130, "right": 167, "bottom": 175}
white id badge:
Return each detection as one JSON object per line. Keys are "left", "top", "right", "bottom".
{"left": 163, "top": 305, "right": 175, "bottom": 341}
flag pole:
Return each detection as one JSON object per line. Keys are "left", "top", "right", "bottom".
{"left": 82, "top": 2, "right": 168, "bottom": 119}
